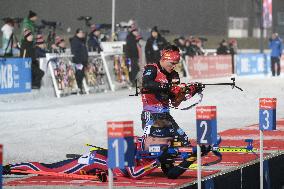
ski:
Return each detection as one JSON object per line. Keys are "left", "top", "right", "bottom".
{"left": 10, "top": 169, "right": 107, "bottom": 182}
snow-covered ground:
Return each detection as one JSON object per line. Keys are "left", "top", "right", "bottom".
{"left": 0, "top": 76, "right": 284, "bottom": 165}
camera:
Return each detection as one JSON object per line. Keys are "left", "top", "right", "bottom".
{"left": 77, "top": 16, "right": 92, "bottom": 21}
{"left": 97, "top": 23, "right": 111, "bottom": 30}
{"left": 41, "top": 19, "right": 60, "bottom": 29}
{"left": 77, "top": 16, "right": 92, "bottom": 27}
{"left": 159, "top": 29, "right": 170, "bottom": 35}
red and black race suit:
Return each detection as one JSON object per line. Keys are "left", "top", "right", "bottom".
{"left": 141, "top": 63, "right": 190, "bottom": 147}
{"left": 141, "top": 63, "right": 179, "bottom": 113}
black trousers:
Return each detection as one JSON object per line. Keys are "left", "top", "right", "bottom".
{"left": 271, "top": 57, "right": 281, "bottom": 76}
{"left": 129, "top": 58, "right": 140, "bottom": 85}
{"left": 75, "top": 69, "right": 85, "bottom": 91}
{"left": 31, "top": 64, "right": 45, "bottom": 88}
{"left": 141, "top": 111, "right": 190, "bottom": 146}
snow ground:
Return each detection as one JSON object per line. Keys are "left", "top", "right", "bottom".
{"left": 0, "top": 76, "right": 284, "bottom": 164}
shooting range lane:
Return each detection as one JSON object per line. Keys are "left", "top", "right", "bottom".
{"left": 4, "top": 118, "right": 284, "bottom": 188}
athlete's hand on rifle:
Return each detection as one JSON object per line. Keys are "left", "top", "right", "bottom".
{"left": 183, "top": 83, "right": 204, "bottom": 98}
{"left": 170, "top": 83, "right": 203, "bottom": 107}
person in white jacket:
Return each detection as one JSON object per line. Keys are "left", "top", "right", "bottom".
{"left": 1, "top": 18, "right": 14, "bottom": 55}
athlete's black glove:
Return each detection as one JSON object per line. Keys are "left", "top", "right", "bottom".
{"left": 200, "top": 145, "right": 212, "bottom": 156}
{"left": 189, "top": 83, "right": 203, "bottom": 97}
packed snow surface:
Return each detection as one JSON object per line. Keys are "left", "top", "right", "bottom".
{"left": 0, "top": 76, "right": 283, "bottom": 164}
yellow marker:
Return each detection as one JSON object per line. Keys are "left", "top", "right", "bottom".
{"left": 216, "top": 147, "right": 258, "bottom": 153}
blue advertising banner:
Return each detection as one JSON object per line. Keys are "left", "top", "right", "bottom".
{"left": 235, "top": 53, "right": 270, "bottom": 76}
{"left": 0, "top": 58, "right": 31, "bottom": 94}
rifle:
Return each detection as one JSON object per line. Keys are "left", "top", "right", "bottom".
{"left": 190, "top": 77, "right": 243, "bottom": 91}
{"left": 136, "top": 138, "right": 257, "bottom": 167}
{"left": 129, "top": 78, "right": 243, "bottom": 106}
{"left": 175, "top": 77, "right": 243, "bottom": 110}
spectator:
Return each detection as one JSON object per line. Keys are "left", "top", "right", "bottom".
{"left": 125, "top": 28, "right": 140, "bottom": 86}
{"left": 20, "top": 29, "right": 44, "bottom": 89}
{"left": 216, "top": 39, "right": 230, "bottom": 55}
{"left": 21, "top": 10, "right": 38, "bottom": 44}
{"left": 174, "top": 36, "right": 186, "bottom": 59}
{"left": 35, "top": 34, "right": 47, "bottom": 58}
{"left": 88, "top": 25, "right": 102, "bottom": 53}
{"left": 136, "top": 34, "right": 143, "bottom": 66}
{"left": 1, "top": 18, "right": 15, "bottom": 56}
{"left": 70, "top": 28, "right": 88, "bottom": 93}
{"left": 269, "top": 33, "right": 283, "bottom": 76}
{"left": 229, "top": 39, "right": 238, "bottom": 74}
{"left": 185, "top": 38, "right": 204, "bottom": 57}
{"left": 51, "top": 36, "right": 66, "bottom": 53}
{"left": 228, "top": 39, "right": 238, "bottom": 55}
{"left": 145, "top": 26, "right": 168, "bottom": 64}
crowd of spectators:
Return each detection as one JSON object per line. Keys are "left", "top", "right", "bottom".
{"left": 8, "top": 10, "right": 284, "bottom": 91}
{"left": 1, "top": 10, "right": 105, "bottom": 90}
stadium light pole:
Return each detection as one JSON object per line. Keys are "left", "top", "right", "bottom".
{"left": 260, "top": 0, "right": 264, "bottom": 53}
{"left": 111, "top": 0, "right": 116, "bottom": 41}
{"left": 256, "top": 0, "right": 264, "bottom": 53}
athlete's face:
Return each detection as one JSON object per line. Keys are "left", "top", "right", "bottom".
{"left": 160, "top": 60, "right": 179, "bottom": 73}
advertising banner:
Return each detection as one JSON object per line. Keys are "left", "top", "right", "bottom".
{"left": 0, "top": 58, "right": 31, "bottom": 94}
{"left": 235, "top": 53, "right": 269, "bottom": 76}
{"left": 186, "top": 55, "right": 232, "bottom": 79}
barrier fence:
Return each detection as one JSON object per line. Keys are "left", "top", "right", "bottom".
{"left": 186, "top": 55, "right": 232, "bottom": 79}
{"left": 185, "top": 53, "right": 284, "bottom": 79}
{"left": 1, "top": 53, "right": 283, "bottom": 96}
{"left": 0, "top": 58, "right": 31, "bottom": 94}
{"left": 39, "top": 52, "right": 130, "bottom": 98}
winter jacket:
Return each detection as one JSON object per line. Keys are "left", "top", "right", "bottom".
{"left": 145, "top": 35, "right": 168, "bottom": 64}
{"left": 88, "top": 33, "right": 102, "bottom": 53}
{"left": 21, "top": 18, "right": 35, "bottom": 44}
{"left": 269, "top": 37, "right": 283, "bottom": 57}
{"left": 35, "top": 47, "right": 46, "bottom": 58}
{"left": 216, "top": 45, "right": 229, "bottom": 55}
{"left": 70, "top": 36, "right": 88, "bottom": 66}
{"left": 125, "top": 32, "right": 139, "bottom": 59}
{"left": 20, "top": 39, "right": 36, "bottom": 62}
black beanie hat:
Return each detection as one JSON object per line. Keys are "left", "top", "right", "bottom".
{"left": 151, "top": 26, "right": 159, "bottom": 33}
{"left": 28, "top": 10, "right": 37, "bottom": 19}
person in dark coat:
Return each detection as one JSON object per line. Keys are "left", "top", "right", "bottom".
{"left": 51, "top": 36, "right": 66, "bottom": 53}
{"left": 125, "top": 28, "right": 140, "bottom": 86}
{"left": 70, "top": 28, "right": 88, "bottom": 93}
{"left": 20, "top": 29, "right": 44, "bottom": 89}
{"left": 216, "top": 39, "right": 230, "bottom": 55}
{"left": 145, "top": 26, "right": 168, "bottom": 64}
{"left": 35, "top": 34, "right": 47, "bottom": 58}
{"left": 88, "top": 26, "right": 102, "bottom": 53}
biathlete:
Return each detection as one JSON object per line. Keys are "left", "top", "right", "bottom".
{"left": 3, "top": 119, "right": 210, "bottom": 179}
{"left": 141, "top": 45, "right": 203, "bottom": 146}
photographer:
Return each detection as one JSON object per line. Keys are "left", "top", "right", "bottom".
{"left": 269, "top": 33, "right": 283, "bottom": 77}
{"left": 21, "top": 10, "right": 38, "bottom": 44}
{"left": 20, "top": 29, "right": 44, "bottom": 89}
{"left": 1, "top": 18, "right": 15, "bottom": 56}
{"left": 70, "top": 28, "right": 88, "bottom": 94}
